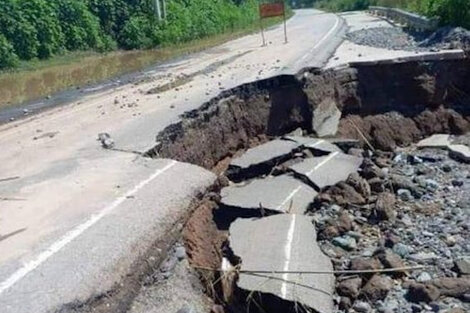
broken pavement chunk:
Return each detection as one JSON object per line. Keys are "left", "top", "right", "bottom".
{"left": 448, "top": 144, "right": 470, "bottom": 163}
{"left": 417, "top": 134, "right": 451, "bottom": 149}
{"left": 227, "top": 139, "right": 301, "bottom": 181}
{"left": 229, "top": 214, "right": 334, "bottom": 313}
{"left": 312, "top": 98, "right": 341, "bottom": 137}
{"left": 220, "top": 175, "right": 317, "bottom": 215}
{"left": 289, "top": 152, "right": 363, "bottom": 189}
{"left": 283, "top": 136, "right": 342, "bottom": 153}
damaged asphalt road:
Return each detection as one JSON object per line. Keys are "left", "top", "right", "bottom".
{"left": 1, "top": 7, "right": 470, "bottom": 313}
{"left": 0, "top": 9, "right": 346, "bottom": 313}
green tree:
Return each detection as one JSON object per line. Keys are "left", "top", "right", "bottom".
{"left": 19, "top": 0, "right": 65, "bottom": 59}
{"left": 55, "top": 0, "right": 105, "bottom": 50}
{"left": 0, "top": 0, "right": 39, "bottom": 60}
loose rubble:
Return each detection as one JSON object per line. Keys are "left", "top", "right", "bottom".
{"left": 186, "top": 132, "right": 470, "bottom": 313}
{"left": 313, "top": 134, "right": 470, "bottom": 313}
{"left": 346, "top": 26, "right": 470, "bottom": 52}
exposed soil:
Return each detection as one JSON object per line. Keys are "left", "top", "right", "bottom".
{"left": 337, "top": 107, "right": 470, "bottom": 151}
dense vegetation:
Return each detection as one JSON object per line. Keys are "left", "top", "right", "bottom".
{"left": 0, "top": 0, "right": 262, "bottom": 70}
{"left": 292, "top": 0, "right": 470, "bottom": 29}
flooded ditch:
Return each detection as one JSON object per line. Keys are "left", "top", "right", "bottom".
{"left": 147, "top": 56, "right": 470, "bottom": 313}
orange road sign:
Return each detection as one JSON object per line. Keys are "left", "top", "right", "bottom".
{"left": 259, "top": 2, "right": 285, "bottom": 19}
{"left": 258, "top": 2, "right": 288, "bottom": 45}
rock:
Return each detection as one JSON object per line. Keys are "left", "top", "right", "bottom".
{"left": 175, "top": 246, "right": 187, "bottom": 260}
{"left": 455, "top": 257, "right": 470, "bottom": 275}
{"left": 362, "top": 161, "right": 386, "bottom": 179}
{"left": 375, "top": 192, "right": 397, "bottom": 221}
{"left": 417, "top": 134, "right": 451, "bottom": 149}
{"left": 350, "top": 257, "right": 383, "bottom": 272}
{"left": 448, "top": 145, "right": 470, "bottom": 163}
{"left": 333, "top": 236, "right": 357, "bottom": 251}
{"left": 160, "top": 255, "right": 178, "bottom": 273}
{"left": 442, "top": 164, "right": 452, "bottom": 172}
{"left": 327, "top": 182, "right": 366, "bottom": 205}
{"left": 337, "top": 277, "right": 362, "bottom": 298}
{"left": 338, "top": 296, "right": 352, "bottom": 310}
{"left": 452, "top": 179, "right": 464, "bottom": 187}
{"left": 431, "top": 277, "right": 470, "bottom": 299}
{"left": 312, "top": 98, "right": 341, "bottom": 137}
{"left": 347, "top": 172, "right": 371, "bottom": 199}
{"left": 409, "top": 252, "right": 438, "bottom": 263}
{"left": 398, "top": 189, "right": 413, "bottom": 201}
{"left": 391, "top": 175, "right": 421, "bottom": 198}
{"left": 393, "top": 243, "right": 413, "bottom": 257}
{"left": 445, "top": 235, "right": 457, "bottom": 247}
{"left": 211, "top": 305, "right": 225, "bottom": 313}
{"left": 417, "top": 272, "right": 432, "bottom": 282}
{"left": 321, "top": 225, "right": 340, "bottom": 239}
{"left": 377, "top": 249, "right": 404, "bottom": 270}
{"left": 353, "top": 301, "right": 371, "bottom": 313}
{"left": 425, "top": 179, "right": 440, "bottom": 192}
{"left": 97, "top": 132, "right": 115, "bottom": 149}
{"left": 384, "top": 233, "right": 400, "bottom": 248}
{"left": 369, "top": 177, "right": 385, "bottom": 193}
{"left": 337, "top": 211, "right": 353, "bottom": 233}
{"left": 287, "top": 128, "right": 303, "bottom": 137}
{"left": 444, "top": 308, "right": 465, "bottom": 313}
{"left": 407, "top": 282, "right": 440, "bottom": 303}
{"left": 361, "top": 275, "right": 393, "bottom": 301}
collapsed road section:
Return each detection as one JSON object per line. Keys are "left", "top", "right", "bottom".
{"left": 146, "top": 52, "right": 470, "bottom": 313}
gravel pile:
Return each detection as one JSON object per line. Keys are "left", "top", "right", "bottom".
{"left": 346, "top": 26, "right": 470, "bottom": 52}
{"left": 346, "top": 27, "right": 424, "bottom": 51}
{"left": 312, "top": 139, "right": 470, "bottom": 312}
{"left": 420, "top": 27, "right": 470, "bottom": 51}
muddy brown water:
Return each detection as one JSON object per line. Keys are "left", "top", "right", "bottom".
{"left": 0, "top": 50, "right": 169, "bottom": 109}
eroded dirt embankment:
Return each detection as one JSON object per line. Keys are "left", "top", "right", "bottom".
{"left": 145, "top": 56, "right": 470, "bottom": 312}
{"left": 150, "top": 57, "right": 470, "bottom": 168}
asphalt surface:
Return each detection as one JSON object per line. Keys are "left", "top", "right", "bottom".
{"left": 289, "top": 152, "right": 363, "bottom": 189}
{"left": 0, "top": 9, "right": 346, "bottom": 313}
{"left": 221, "top": 174, "right": 317, "bottom": 215}
{"left": 229, "top": 214, "right": 335, "bottom": 313}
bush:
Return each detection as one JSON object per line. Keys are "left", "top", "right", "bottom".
{"left": 0, "top": 34, "right": 19, "bottom": 69}
{"left": 120, "top": 15, "right": 156, "bottom": 49}
{"left": 423, "top": 0, "right": 470, "bottom": 29}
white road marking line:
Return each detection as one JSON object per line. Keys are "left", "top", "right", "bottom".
{"left": 296, "top": 15, "right": 341, "bottom": 66}
{"left": 281, "top": 214, "right": 296, "bottom": 299}
{"left": 277, "top": 186, "right": 302, "bottom": 212}
{"left": 275, "top": 140, "right": 327, "bottom": 213}
{"left": 306, "top": 151, "right": 339, "bottom": 177}
{"left": 0, "top": 160, "right": 177, "bottom": 296}
{"left": 308, "top": 139, "right": 324, "bottom": 148}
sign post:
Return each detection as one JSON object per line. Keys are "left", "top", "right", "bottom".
{"left": 259, "top": 2, "right": 288, "bottom": 45}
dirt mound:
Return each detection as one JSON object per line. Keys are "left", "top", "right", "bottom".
{"left": 337, "top": 107, "right": 470, "bottom": 151}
